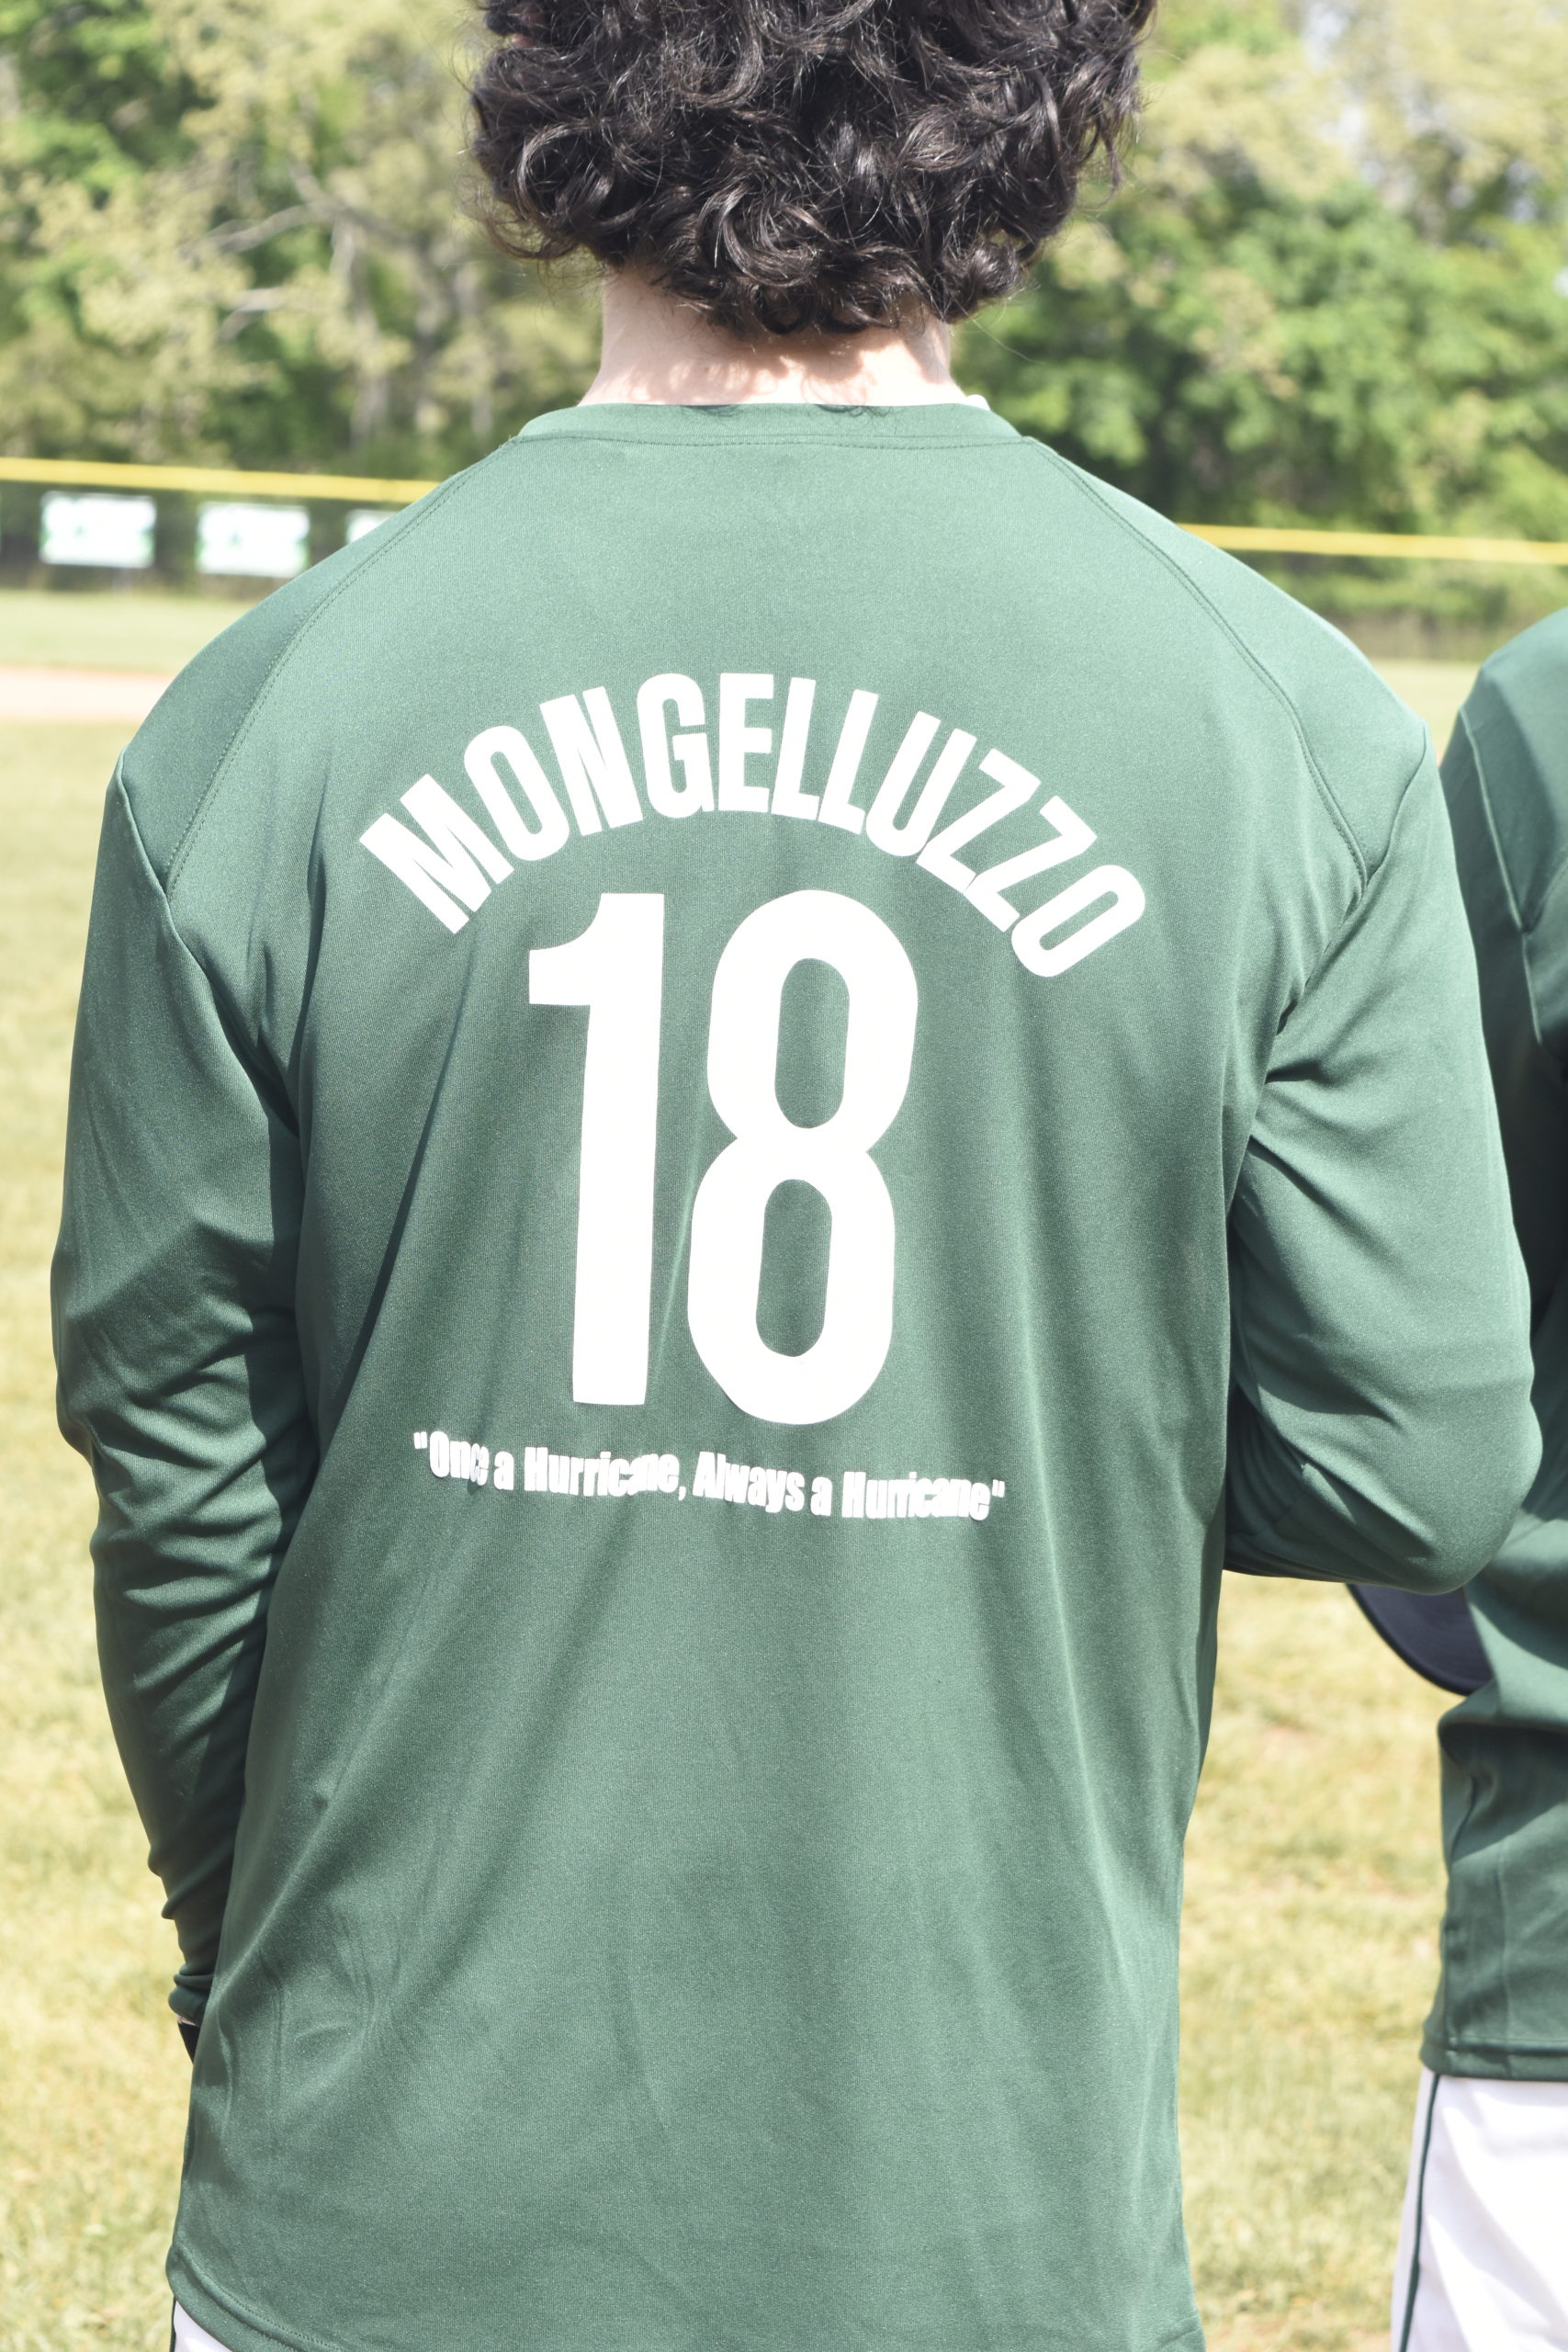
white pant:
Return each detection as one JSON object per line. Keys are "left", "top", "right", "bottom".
{"left": 1393, "top": 2068, "right": 1568, "bottom": 2350}
{"left": 173, "top": 2307, "right": 233, "bottom": 2352}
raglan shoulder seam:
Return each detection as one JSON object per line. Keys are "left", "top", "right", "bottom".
{"left": 162, "top": 440, "right": 523, "bottom": 899}
{"left": 1529, "top": 852, "right": 1568, "bottom": 943}
{"left": 114, "top": 711, "right": 310, "bottom": 1118}
{"left": 1469, "top": 689, "right": 1568, "bottom": 944}
{"left": 1311, "top": 740, "right": 1438, "bottom": 979}
{"left": 1458, "top": 709, "right": 1529, "bottom": 936}
{"left": 1460, "top": 704, "right": 1562, "bottom": 1063}
{"left": 1010, "top": 438, "right": 1382, "bottom": 886}
{"left": 109, "top": 759, "right": 226, "bottom": 994}
{"left": 1476, "top": 649, "right": 1568, "bottom": 931}
{"left": 1229, "top": 732, "right": 1433, "bottom": 1083}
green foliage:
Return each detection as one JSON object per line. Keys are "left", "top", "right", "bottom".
{"left": 963, "top": 188, "right": 1568, "bottom": 537}
{"left": 958, "top": 0, "right": 1568, "bottom": 548}
{"left": 2, "top": 0, "right": 1568, "bottom": 584}
{"left": 0, "top": 1, "right": 196, "bottom": 183}
{"left": 0, "top": 0, "right": 596, "bottom": 475}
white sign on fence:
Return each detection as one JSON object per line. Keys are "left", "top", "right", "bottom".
{"left": 40, "top": 492, "right": 157, "bottom": 569}
{"left": 345, "top": 509, "right": 397, "bottom": 543}
{"left": 197, "top": 502, "right": 310, "bottom": 579}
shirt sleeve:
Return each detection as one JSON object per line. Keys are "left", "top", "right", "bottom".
{"left": 52, "top": 768, "right": 314, "bottom": 2026}
{"left": 1423, "top": 701, "right": 1568, "bottom": 2081}
{"left": 1224, "top": 752, "right": 1538, "bottom": 1592}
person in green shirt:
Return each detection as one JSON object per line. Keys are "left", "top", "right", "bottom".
{"left": 1374, "top": 617, "right": 1568, "bottom": 2352}
{"left": 52, "top": 6, "right": 1539, "bottom": 2351}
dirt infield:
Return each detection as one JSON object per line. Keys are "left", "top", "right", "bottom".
{"left": 0, "top": 665, "right": 173, "bottom": 723}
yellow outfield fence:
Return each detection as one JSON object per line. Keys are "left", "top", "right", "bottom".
{"left": 0, "top": 454, "right": 434, "bottom": 504}
{"left": 1185, "top": 521, "right": 1568, "bottom": 566}
{"left": 6, "top": 452, "right": 1568, "bottom": 565}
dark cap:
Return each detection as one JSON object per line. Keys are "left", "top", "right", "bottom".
{"left": 1350, "top": 1584, "right": 1490, "bottom": 1695}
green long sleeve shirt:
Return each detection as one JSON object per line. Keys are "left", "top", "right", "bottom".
{"left": 54, "top": 403, "right": 1537, "bottom": 2352}
{"left": 1427, "top": 610, "right": 1568, "bottom": 2080}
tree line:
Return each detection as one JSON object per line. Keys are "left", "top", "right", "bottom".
{"left": 3, "top": 0, "right": 1567, "bottom": 609}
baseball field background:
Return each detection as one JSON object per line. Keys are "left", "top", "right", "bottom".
{"left": 6, "top": 0, "right": 1568, "bottom": 2334}
{"left": 0, "top": 594, "right": 1472, "bottom": 2352}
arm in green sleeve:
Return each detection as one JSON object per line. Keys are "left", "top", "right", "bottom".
{"left": 1225, "top": 754, "right": 1538, "bottom": 1592}
{"left": 52, "top": 770, "right": 314, "bottom": 2025}
{"left": 1424, "top": 687, "right": 1568, "bottom": 2079}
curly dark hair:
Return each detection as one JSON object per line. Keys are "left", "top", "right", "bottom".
{"left": 468, "top": 0, "right": 1156, "bottom": 338}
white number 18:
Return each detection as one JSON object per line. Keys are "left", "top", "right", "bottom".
{"left": 528, "top": 888, "right": 918, "bottom": 1427}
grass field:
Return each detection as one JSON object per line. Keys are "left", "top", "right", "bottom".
{"left": 0, "top": 598, "right": 1466, "bottom": 2351}
{"left": 0, "top": 590, "right": 261, "bottom": 674}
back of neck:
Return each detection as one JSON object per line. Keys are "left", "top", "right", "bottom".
{"left": 581, "top": 269, "right": 966, "bottom": 407}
